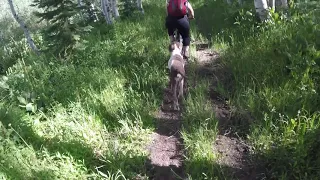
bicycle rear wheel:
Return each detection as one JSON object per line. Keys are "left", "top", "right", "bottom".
{"left": 173, "top": 30, "right": 183, "bottom": 49}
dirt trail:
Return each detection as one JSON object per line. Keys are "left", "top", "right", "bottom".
{"left": 194, "top": 44, "right": 264, "bottom": 180}
{"left": 145, "top": 84, "right": 186, "bottom": 179}
{"left": 145, "top": 42, "right": 263, "bottom": 180}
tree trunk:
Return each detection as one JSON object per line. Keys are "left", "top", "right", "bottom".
{"left": 101, "top": 0, "right": 112, "bottom": 24}
{"left": 137, "top": 0, "right": 144, "bottom": 14}
{"left": 280, "top": 0, "right": 288, "bottom": 9}
{"left": 254, "top": 0, "right": 270, "bottom": 22}
{"left": 279, "top": 0, "right": 289, "bottom": 18}
{"left": 106, "top": 0, "right": 113, "bottom": 23}
{"left": 101, "top": 0, "right": 107, "bottom": 23}
{"left": 111, "top": 0, "right": 120, "bottom": 18}
{"left": 268, "top": 0, "right": 276, "bottom": 10}
{"left": 77, "top": 0, "right": 82, "bottom": 7}
{"left": 0, "top": 31, "right": 3, "bottom": 43}
{"left": 8, "top": 0, "right": 39, "bottom": 55}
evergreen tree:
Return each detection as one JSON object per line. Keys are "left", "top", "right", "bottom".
{"left": 31, "top": 0, "right": 93, "bottom": 58}
{"left": 120, "top": 0, "right": 138, "bottom": 18}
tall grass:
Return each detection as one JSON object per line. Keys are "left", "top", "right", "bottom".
{"left": 0, "top": 1, "right": 171, "bottom": 179}
{"left": 1, "top": 0, "right": 320, "bottom": 179}
{"left": 193, "top": 0, "right": 320, "bottom": 179}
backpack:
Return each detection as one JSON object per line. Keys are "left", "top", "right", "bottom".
{"left": 167, "top": 0, "right": 188, "bottom": 17}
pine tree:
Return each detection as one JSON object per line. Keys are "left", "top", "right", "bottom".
{"left": 120, "top": 0, "right": 138, "bottom": 18}
{"left": 31, "top": 0, "right": 93, "bottom": 58}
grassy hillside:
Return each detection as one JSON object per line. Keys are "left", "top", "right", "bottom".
{"left": 1, "top": 0, "right": 320, "bottom": 179}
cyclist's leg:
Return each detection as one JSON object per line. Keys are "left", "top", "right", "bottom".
{"left": 177, "top": 16, "right": 190, "bottom": 59}
{"left": 165, "top": 16, "right": 176, "bottom": 42}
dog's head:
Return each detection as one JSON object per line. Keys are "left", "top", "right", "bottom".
{"left": 168, "top": 41, "right": 181, "bottom": 53}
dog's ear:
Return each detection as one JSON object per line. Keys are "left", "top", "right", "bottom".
{"left": 168, "top": 43, "right": 175, "bottom": 52}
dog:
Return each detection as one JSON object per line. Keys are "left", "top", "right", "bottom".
{"left": 167, "top": 41, "right": 186, "bottom": 111}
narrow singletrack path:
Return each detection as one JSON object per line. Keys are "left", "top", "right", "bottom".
{"left": 146, "top": 88, "right": 186, "bottom": 180}
{"left": 146, "top": 41, "right": 262, "bottom": 180}
{"left": 146, "top": 33, "right": 189, "bottom": 180}
{"left": 193, "top": 44, "right": 263, "bottom": 180}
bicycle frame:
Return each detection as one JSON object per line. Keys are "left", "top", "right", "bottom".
{"left": 174, "top": 30, "right": 182, "bottom": 42}
{"left": 173, "top": 30, "right": 183, "bottom": 50}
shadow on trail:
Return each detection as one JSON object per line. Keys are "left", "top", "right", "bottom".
{"left": 185, "top": 156, "right": 268, "bottom": 180}
{"left": 145, "top": 89, "right": 186, "bottom": 180}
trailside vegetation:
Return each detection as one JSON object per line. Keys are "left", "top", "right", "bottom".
{"left": 1, "top": 0, "right": 319, "bottom": 179}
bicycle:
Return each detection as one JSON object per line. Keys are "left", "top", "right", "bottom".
{"left": 173, "top": 30, "right": 183, "bottom": 49}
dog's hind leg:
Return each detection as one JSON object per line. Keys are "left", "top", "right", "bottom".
{"left": 172, "top": 75, "right": 180, "bottom": 111}
{"left": 169, "top": 74, "right": 173, "bottom": 93}
{"left": 178, "top": 75, "right": 184, "bottom": 101}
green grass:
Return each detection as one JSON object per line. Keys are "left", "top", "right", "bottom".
{"left": 1, "top": 0, "right": 320, "bottom": 179}
{"left": 181, "top": 73, "right": 219, "bottom": 179}
{"left": 0, "top": 0, "right": 168, "bottom": 179}
{"left": 192, "top": 0, "right": 320, "bottom": 179}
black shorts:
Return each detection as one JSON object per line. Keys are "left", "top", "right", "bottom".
{"left": 165, "top": 15, "right": 190, "bottom": 46}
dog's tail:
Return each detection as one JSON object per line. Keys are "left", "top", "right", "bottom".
{"left": 172, "top": 66, "right": 187, "bottom": 80}
{"left": 176, "top": 73, "right": 183, "bottom": 81}
{"left": 178, "top": 70, "right": 187, "bottom": 79}
{"left": 177, "top": 72, "right": 187, "bottom": 80}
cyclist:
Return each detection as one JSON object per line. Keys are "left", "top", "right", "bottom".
{"left": 165, "top": 0, "right": 195, "bottom": 60}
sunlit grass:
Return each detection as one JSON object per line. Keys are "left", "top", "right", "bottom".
{"left": 180, "top": 61, "right": 220, "bottom": 179}
{"left": 1, "top": 0, "right": 320, "bottom": 179}
{"left": 0, "top": 1, "right": 168, "bottom": 178}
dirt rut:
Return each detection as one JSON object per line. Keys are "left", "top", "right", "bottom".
{"left": 194, "top": 44, "right": 264, "bottom": 179}
{"left": 145, "top": 86, "right": 186, "bottom": 179}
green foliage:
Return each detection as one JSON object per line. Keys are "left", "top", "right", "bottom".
{"left": 31, "top": 0, "right": 93, "bottom": 58}
{"left": 180, "top": 61, "right": 220, "bottom": 179}
{"left": 196, "top": 0, "right": 320, "bottom": 179}
{"left": 2, "top": 0, "right": 319, "bottom": 179}
{"left": 190, "top": 0, "right": 320, "bottom": 179}
{"left": 0, "top": 0, "right": 44, "bottom": 74}
{"left": 0, "top": 1, "right": 168, "bottom": 178}
{"left": 120, "top": 0, "right": 142, "bottom": 18}
{"left": 0, "top": 39, "right": 29, "bottom": 74}
{"left": 251, "top": 111, "right": 320, "bottom": 179}
{"left": 224, "top": 4, "right": 320, "bottom": 116}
